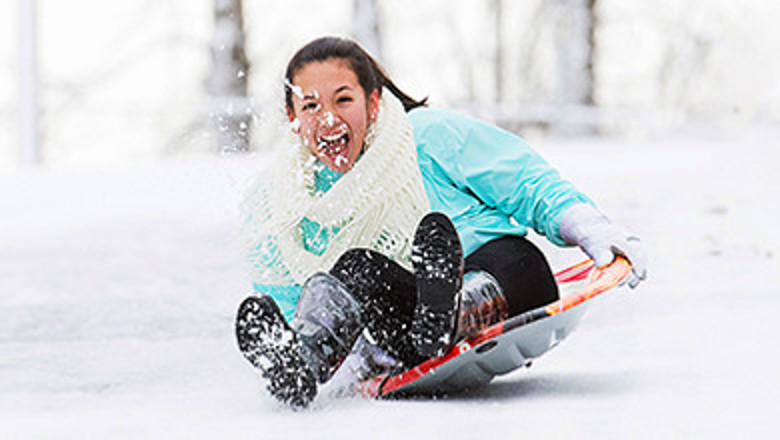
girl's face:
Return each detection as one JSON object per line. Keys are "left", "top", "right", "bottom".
{"left": 287, "top": 59, "right": 379, "bottom": 173}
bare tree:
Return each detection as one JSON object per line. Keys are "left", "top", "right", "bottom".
{"left": 19, "top": 0, "right": 40, "bottom": 165}
{"left": 551, "top": 0, "right": 596, "bottom": 107}
{"left": 352, "top": 0, "right": 382, "bottom": 59}
{"left": 209, "top": 0, "right": 251, "bottom": 153}
{"left": 474, "top": 0, "right": 599, "bottom": 134}
{"left": 492, "top": 0, "right": 504, "bottom": 103}
{"left": 534, "top": 0, "right": 597, "bottom": 134}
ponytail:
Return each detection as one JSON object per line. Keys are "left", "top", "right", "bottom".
{"left": 364, "top": 52, "right": 428, "bottom": 112}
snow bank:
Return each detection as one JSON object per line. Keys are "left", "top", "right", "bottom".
{"left": 1, "top": 129, "right": 777, "bottom": 438}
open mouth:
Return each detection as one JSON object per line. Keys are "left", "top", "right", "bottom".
{"left": 317, "top": 128, "right": 350, "bottom": 167}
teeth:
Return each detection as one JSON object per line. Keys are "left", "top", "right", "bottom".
{"left": 319, "top": 131, "right": 347, "bottom": 143}
{"left": 318, "top": 124, "right": 348, "bottom": 143}
{"left": 320, "top": 135, "right": 339, "bottom": 142}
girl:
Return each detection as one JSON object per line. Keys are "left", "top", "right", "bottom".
{"left": 235, "top": 36, "right": 647, "bottom": 408}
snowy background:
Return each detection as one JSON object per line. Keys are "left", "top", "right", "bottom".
{"left": 2, "top": 0, "right": 780, "bottom": 438}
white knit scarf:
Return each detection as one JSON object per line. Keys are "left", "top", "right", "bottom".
{"left": 243, "top": 90, "right": 430, "bottom": 286}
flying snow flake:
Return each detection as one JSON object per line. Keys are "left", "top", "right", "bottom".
{"left": 285, "top": 79, "right": 304, "bottom": 100}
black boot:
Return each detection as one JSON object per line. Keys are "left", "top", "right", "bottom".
{"left": 409, "top": 212, "right": 464, "bottom": 358}
{"left": 235, "top": 295, "right": 317, "bottom": 409}
{"left": 291, "top": 272, "right": 364, "bottom": 382}
{"left": 235, "top": 273, "right": 363, "bottom": 408}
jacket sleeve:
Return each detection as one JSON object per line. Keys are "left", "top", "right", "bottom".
{"left": 417, "top": 110, "right": 592, "bottom": 246}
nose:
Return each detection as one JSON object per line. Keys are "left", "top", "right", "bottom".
{"left": 321, "top": 111, "right": 337, "bottom": 127}
{"left": 315, "top": 104, "right": 342, "bottom": 130}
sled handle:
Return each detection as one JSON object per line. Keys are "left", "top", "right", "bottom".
{"left": 546, "top": 256, "right": 632, "bottom": 316}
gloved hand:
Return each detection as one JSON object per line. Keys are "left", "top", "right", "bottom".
{"left": 560, "top": 203, "right": 648, "bottom": 288}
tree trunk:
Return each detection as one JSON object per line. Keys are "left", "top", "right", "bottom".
{"left": 552, "top": 0, "right": 596, "bottom": 108}
{"left": 209, "top": 0, "right": 251, "bottom": 153}
{"left": 493, "top": 0, "right": 504, "bottom": 103}
{"left": 352, "top": 0, "right": 382, "bottom": 59}
{"left": 19, "top": 0, "right": 40, "bottom": 165}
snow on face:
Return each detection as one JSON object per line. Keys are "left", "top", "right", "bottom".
{"left": 289, "top": 59, "right": 378, "bottom": 173}
{"left": 285, "top": 78, "right": 304, "bottom": 101}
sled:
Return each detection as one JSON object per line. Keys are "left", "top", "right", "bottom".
{"left": 360, "top": 257, "right": 632, "bottom": 398}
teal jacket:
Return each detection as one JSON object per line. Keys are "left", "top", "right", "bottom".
{"left": 254, "top": 107, "right": 591, "bottom": 321}
{"left": 410, "top": 107, "right": 590, "bottom": 255}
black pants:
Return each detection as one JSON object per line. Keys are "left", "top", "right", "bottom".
{"left": 329, "top": 235, "right": 558, "bottom": 365}
{"left": 463, "top": 235, "right": 559, "bottom": 316}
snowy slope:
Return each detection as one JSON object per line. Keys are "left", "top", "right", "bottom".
{"left": 1, "top": 129, "right": 778, "bottom": 439}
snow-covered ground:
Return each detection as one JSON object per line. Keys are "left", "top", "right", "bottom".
{"left": 1, "top": 127, "right": 778, "bottom": 438}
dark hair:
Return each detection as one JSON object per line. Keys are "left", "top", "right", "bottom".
{"left": 284, "top": 36, "right": 427, "bottom": 113}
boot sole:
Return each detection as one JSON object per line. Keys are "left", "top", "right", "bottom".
{"left": 410, "top": 212, "right": 464, "bottom": 358}
{"left": 235, "top": 295, "right": 317, "bottom": 408}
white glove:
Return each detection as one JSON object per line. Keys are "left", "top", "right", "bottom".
{"left": 560, "top": 203, "right": 648, "bottom": 288}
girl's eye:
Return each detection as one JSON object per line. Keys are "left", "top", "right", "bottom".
{"left": 337, "top": 96, "right": 353, "bottom": 104}
{"left": 302, "top": 102, "right": 320, "bottom": 113}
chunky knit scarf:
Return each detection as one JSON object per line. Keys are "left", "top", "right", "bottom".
{"left": 243, "top": 90, "right": 430, "bottom": 286}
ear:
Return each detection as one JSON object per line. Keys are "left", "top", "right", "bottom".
{"left": 368, "top": 89, "right": 380, "bottom": 121}
{"left": 286, "top": 106, "right": 300, "bottom": 134}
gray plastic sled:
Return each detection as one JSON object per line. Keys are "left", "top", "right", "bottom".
{"left": 360, "top": 257, "right": 631, "bottom": 398}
